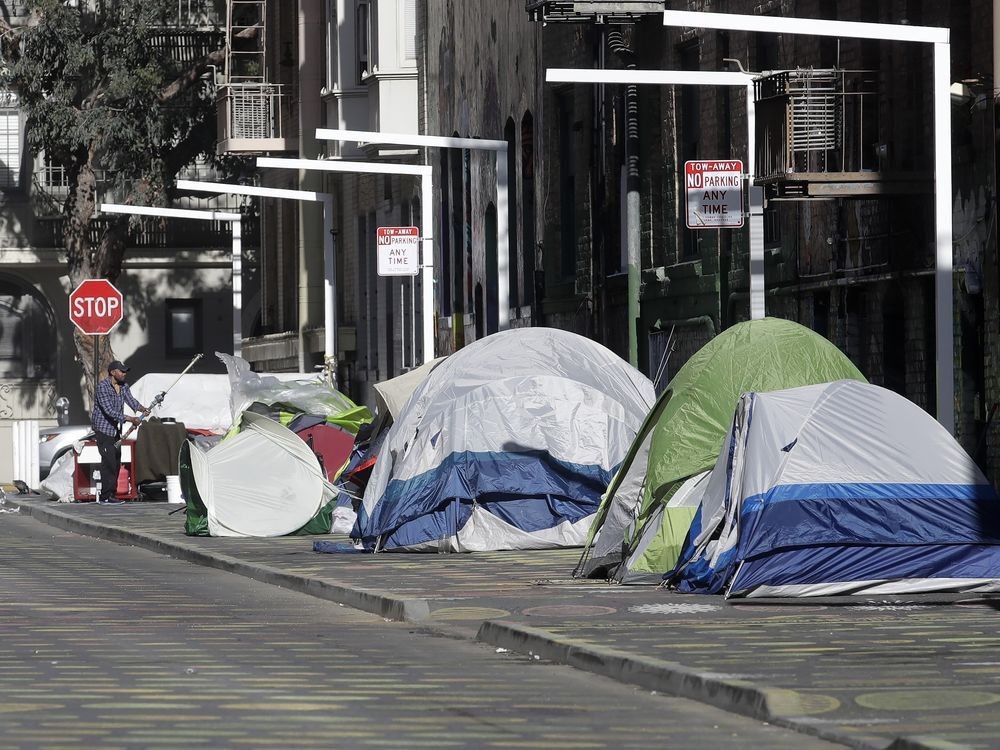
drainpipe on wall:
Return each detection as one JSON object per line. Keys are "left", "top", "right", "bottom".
{"left": 297, "top": 0, "right": 324, "bottom": 372}
{"left": 608, "top": 28, "right": 640, "bottom": 368}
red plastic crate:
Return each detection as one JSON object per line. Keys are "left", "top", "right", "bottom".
{"left": 72, "top": 440, "right": 137, "bottom": 502}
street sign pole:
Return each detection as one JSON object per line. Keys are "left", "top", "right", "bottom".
{"left": 68, "top": 278, "right": 125, "bottom": 405}
{"left": 93, "top": 334, "right": 99, "bottom": 417}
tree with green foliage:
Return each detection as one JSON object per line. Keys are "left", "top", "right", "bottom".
{"left": 0, "top": 0, "right": 244, "bottom": 389}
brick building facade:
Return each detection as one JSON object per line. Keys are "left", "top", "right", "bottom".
{"left": 475, "top": 0, "right": 1000, "bottom": 483}
{"left": 235, "top": 0, "right": 1000, "bottom": 485}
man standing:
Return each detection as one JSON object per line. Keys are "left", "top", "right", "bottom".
{"left": 91, "top": 360, "right": 149, "bottom": 504}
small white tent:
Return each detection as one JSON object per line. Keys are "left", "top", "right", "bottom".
{"left": 673, "top": 380, "right": 1000, "bottom": 598}
{"left": 185, "top": 412, "right": 333, "bottom": 537}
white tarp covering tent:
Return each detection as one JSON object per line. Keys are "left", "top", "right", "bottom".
{"left": 129, "top": 370, "right": 320, "bottom": 433}
{"left": 183, "top": 411, "right": 333, "bottom": 537}
{"left": 672, "top": 380, "right": 1000, "bottom": 598}
{"left": 356, "top": 328, "right": 655, "bottom": 552}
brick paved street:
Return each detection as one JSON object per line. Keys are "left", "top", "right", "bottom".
{"left": 10, "top": 498, "right": 1000, "bottom": 749}
{"left": 0, "top": 511, "right": 842, "bottom": 749}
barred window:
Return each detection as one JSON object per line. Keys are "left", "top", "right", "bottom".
{"left": 42, "top": 154, "right": 69, "bottom": 190}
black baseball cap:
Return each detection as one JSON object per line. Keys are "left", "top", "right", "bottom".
{"left": 108, "top": 360, "right": 130, "bottom": 373}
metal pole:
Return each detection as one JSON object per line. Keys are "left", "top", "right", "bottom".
{"left": 745, "top": 80, "right": 765, "bottom": 321}
{"left": 547, "top": 68, "right": 758, "bottom": 328}
{"left": 933, "top": 42, "right": 955, "bottom": 434}
{"left": 100, "top": 203, "right": 243, "bottom": 359}
{"left": 175, "top": 180, "right": 337, "bottom": 370}
{"left": 92, "top": 333, "right": 99, "bottom": 419}
{"left": 625, "top": 83, "right": 640, "bottom": 367}
{"left": 496, "top": 151, "right": 510, "bottom": 331}
{"left": 323, "top": 197, "right": 338, "bottom": 383}
{"left": 116, "top": 353, "right": 203, "bottom": 446}
{"left": 410, "top": 276, "right": 416, "bottom": 370}
{"left": 93, "top": 333, "right": 100, "bottom": 500}
{"left": 749, "top": 186, "right": 765, "bottom": 320}
{"left": 232, "top": 217, "right": 242, "bottom": 357}
{"left": 421, "top": 177, "right": 435, "bottom": 364}
{"left": 399, "top": 282, "right": 406, "bottom": 368}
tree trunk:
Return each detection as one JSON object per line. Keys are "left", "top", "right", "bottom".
{"left": 64, "top": 152, "right": 127, "bottom": 405}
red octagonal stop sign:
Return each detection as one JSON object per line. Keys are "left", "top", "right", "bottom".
{"left": 70, "top": 279, "right": 124, "bottom": 335}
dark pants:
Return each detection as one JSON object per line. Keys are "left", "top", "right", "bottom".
{"left": 94, "top": 432, "right": 121, "bottom": 501}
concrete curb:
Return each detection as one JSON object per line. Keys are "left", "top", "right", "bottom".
{"left": 475, "top": 621, "right": 971, "bottom": 750}
{"left": 10, "top": 500, "right": 431, "bottom": 623}
{"left": 12, "top": 498, "right": 976, "bottom": 750}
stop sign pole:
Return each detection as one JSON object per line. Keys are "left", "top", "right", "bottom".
{"left": 69, "top": 278, "right": 124, "bottom": 419}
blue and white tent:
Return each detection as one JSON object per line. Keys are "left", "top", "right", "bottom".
{"left": 672, "top": 380, "right": 1000, "bottom": 598}
{"left": 356, "top": 328, "right": 656, "bottom": 552}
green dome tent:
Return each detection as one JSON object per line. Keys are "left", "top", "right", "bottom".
{"left": 575, "top": 317, "right": 866, "bottom": 582}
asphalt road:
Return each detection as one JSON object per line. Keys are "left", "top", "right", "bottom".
{"left": 0, "top": 512, "right": 845, "bottom": 749}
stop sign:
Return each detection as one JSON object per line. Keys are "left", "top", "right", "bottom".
{"left": 69, "top": 279, "right": 124, "bottom": 335}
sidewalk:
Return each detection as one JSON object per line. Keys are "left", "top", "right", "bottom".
{"left": 9, "top": 497, "right": 1000, "bottom": 750}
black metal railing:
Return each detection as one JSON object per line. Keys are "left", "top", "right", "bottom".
{"left": 525, "top": 0, "right": 663, "bottom": 23}
{"left": 37, "top": 214, "right": 260, "bottom": 249}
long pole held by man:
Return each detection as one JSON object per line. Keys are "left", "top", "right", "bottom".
{"left": 116, "top": 353, "right": 203, "bottom": 446}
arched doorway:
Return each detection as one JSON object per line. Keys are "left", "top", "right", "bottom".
{"left": 521, "top": 111, "right": 536, "bottom": 309}
{"left": 474, "top": 282, "right": 485, "bottom": 340}
{"left": 504, "top": 117, "right": 518, "bottom": 311}
{"left": 0, "top": 275, "right": 57, "bottom": 381}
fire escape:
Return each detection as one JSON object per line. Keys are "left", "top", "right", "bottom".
{"left": 216, "top": 0, "right": 297, "bottom": 154}
{"left": 755, "top": 68, "right": 926, "bottom": 198}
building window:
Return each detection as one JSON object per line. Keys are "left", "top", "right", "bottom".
{"left": 401, "top": 0, "right": 417, "bottom": 62}
{"left": 0, "top": 91, "right": 22, "bottom": 190}
{"left": 165, "top": 299, "right": 202, "bottom": 357}
{"left": 558, "top": 95, "right": 576, "bottom": 279}
{"left": 40, "top": 153, "right": 69, "bottom": 197}
{"left": 324, "top": 0, "right": 337, "bottom": 91}
{"left": 484, "top": 202, "right": 499, "bottom": 334}
{"left": 504, "top": 118, "right": 519, "bottom": 310}
{"left": 521, "top": 111, "right": 536, "bottom": 307}
{"left": 439, "top": 150, "right": 452, "bottom": 315}
{"left": 356, "top": 0, "right": 371, "bottom": 83}
{"left": 763, "top": 205, "right": 781, "bottom": 248}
